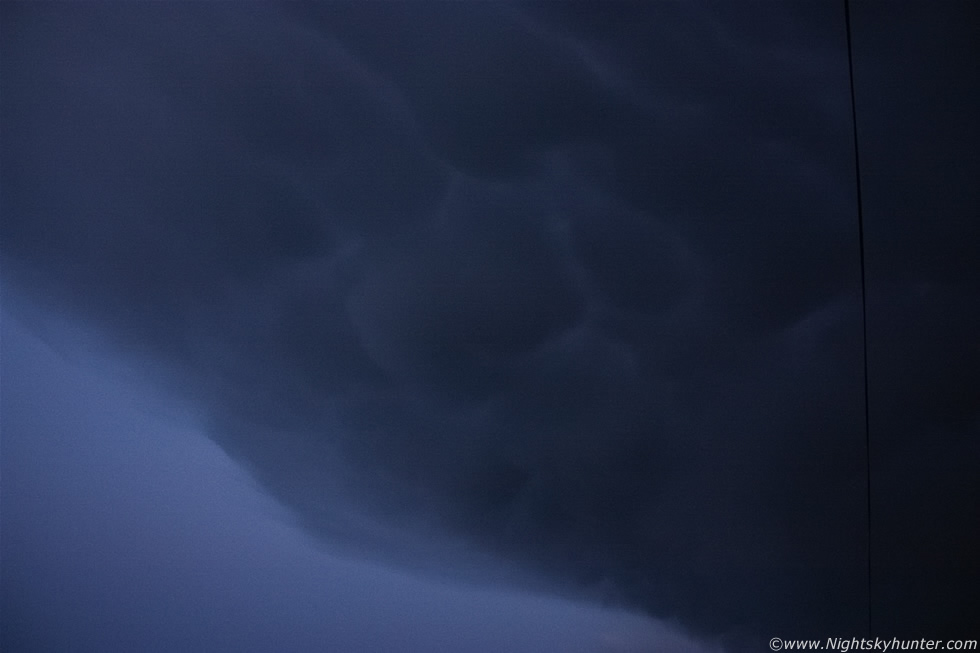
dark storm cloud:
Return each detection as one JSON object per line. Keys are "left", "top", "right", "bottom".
{"left": 846, "top": 1, "right": 980, "bottom": 635}
{"left": 2, "top": 0, "right": 976, "bottom": 647}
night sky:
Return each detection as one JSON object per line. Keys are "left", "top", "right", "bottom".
{"left": 1, "top": 2, "right": 977, "bottom": 652}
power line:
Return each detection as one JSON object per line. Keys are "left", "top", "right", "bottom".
{"left": 842, "top": 0, "right": 873, "bottom": 637}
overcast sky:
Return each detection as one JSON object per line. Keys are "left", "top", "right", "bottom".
{"left": 1, "top": 2, "right": 977, "bottom": 652}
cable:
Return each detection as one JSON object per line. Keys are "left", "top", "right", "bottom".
{"left": 843, "top": 0, "right": 873, "bottom": 637}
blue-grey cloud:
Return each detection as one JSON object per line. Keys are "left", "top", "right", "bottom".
{"left": 0, "top": 320, "right": 721, "bottom": 653}
{"left": 2, "top": 1, "right": 976, "bottom": 648}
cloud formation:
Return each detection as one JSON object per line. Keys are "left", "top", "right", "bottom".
{"left": 0, "top": 320, "right": 721, "bottom": 653}
{"left": 2, "top": 1, "right": 976, "bottom": 647}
